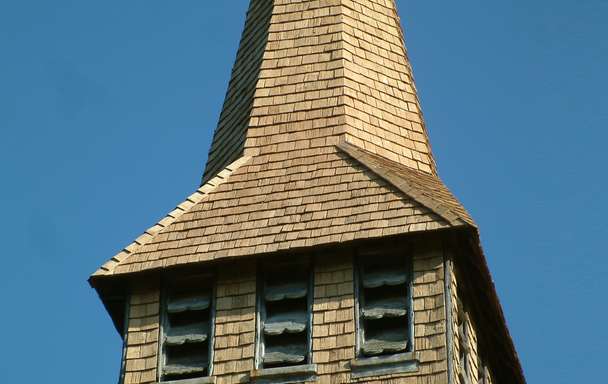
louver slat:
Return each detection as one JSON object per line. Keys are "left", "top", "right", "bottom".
{"left": 167, "top": 295, "right": 210, "bottom": 313}
{"left": 264, "top": 310, "right": 307, "bottom": 336}
{"left": 361, "top": 329, "right": 409, "bottom": 356}
{"left": 264, "top": 344, "right": 307, "bottom": 366}
{"left": 265, "top": 282, "right": 307, "bottom": 302}
{"left": 165, "top": 333, "right": 208, "bottom": 346}
{"left": 163, "top": 362, "right": 207, "bottom": 376}
{"left": 165, "top": 322, "right": 209, "bottom": 346}
{"left": 362, "top": 297, "right": 408, "bottom": 320}
{"left": 361, "top": 338, "right": 408, "bottom": 356}
{"left": 362, "top": 269, "right": 407, "bottom": 288}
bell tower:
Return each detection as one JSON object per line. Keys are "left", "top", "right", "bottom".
{"left": 90, "top": 1, "right": 525, "bottom": 383}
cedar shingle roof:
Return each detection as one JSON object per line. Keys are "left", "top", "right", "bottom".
{"left": 338, "top": 141, "right": 474, "bottom": 227}
{"left": 92, "top": 155, "right": 252, "bottom": 277}
{"left": 94, "top": 143, "right": 468, "bottom": 277}
{"left": 203, "top": 0, "right": 437, "bottom": 186}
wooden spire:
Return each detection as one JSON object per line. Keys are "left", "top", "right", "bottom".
{"left": 203, "top": 0, "right": 436, "bottom": 183}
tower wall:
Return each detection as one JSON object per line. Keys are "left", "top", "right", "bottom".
{"left": 212, "top": 260, "right": 257, "bottom": 384}
{"left": 122, "top": 283, "right": 161, "bottom": 384}
{"left": 117, "top": 236, "right": 451, "bottom": 383}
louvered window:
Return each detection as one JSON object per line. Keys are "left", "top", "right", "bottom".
{"left": 160, "top": 275, "right": 214, "bottom": 381}
{"left": 356, "top": 253, "right": 412, "bottom": 357}
{"left": 257, "top": 261, "right": 312, "bottom": 368}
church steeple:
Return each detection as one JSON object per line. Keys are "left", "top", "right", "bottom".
{"left": 90, "top": 1, "right": 524, "bottom": 383}
{"left": 203, "top": 0, "right": 435, "bottom": 183}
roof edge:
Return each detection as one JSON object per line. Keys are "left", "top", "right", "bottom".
{"left": 340, "top": 139, "right": 525, "bottom": 379}
{"left": 464, "top": 227, "right": 527, "bottom": 382}
{"left": 337, "top": 141, "right": 473, "bottom": 228}
{"left": 89, "top": 155, "right": 252, "bottom": 280}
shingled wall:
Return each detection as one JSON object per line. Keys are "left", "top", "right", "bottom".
{"left": 409, "top": 240, "right": 449, "bottom": 383}
{"left": 213, "top": 260, "right": 257, "bottom": 384}
{"left": 309, "top": 238, "right": 450, "bottom": 384}
{"left": 122, "top": 283, "right": 160, "bottom": 384}
{"left": 118, "top": 235, "right": 456, "bottom": 383}
{"left": 312, "top": 251, "right": 356, "bottom": 383}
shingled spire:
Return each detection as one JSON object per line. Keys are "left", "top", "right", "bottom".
{"left": 90, "top": 1, "right": 525, "bottom": 383}
{"left": 203, "top": 0, "right": 435, "bottom": 183}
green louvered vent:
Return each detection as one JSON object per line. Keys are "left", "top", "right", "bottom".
{"left": 357, "top": 255, "right": 411, "bottom": 357}
{"left": 161, "top": 276, "right": 214, "bottom": 381}
{"left": 259, "top": 263, "right": 311, "bottom": 368}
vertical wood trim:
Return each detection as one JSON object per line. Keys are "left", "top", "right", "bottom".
{"left": 407, "top": 248, "right": 415, "bottom": 353}
{"left": 484, "top": 365, "right": 491, "bottom": 384}
{"left": 208, "top": 278, "right": 217, "bottom": 376}
{"left": 352, "top": 258, "right": 362, "bottom": 356}
{"left": 157, "top": 279, "right": 167, "bottom": 382}
{"left": 306, "top": 262, "right": 314, "bottom": 365}
{"left": 119, "top": 294, "right": 130, "bottom": 384}
{"left": 443, "top": 243, "right": 455, "bottom": 384}
{"left": 254, "top": 265, "right": 264, "bottom": 369}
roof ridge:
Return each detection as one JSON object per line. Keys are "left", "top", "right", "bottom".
{"left": 337, "top": 141, "right": 474, "bottom": 228}
{"left": 90, "top": 155, "right": 252, "bottom": 278}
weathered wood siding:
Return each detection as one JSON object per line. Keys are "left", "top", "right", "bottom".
{"left": 123, "top": 284, "right": 160, "bottom": 384}
{"left": 119, "top": 240, "right": 452, "bottom": 383}
{"left": 212, "top": 261, "right": 257, "bottom": 384}
{"left": 450, "top": 262, "right": 495, "bottom": 384}
{"left": 410, "top": 241, "right": 449, "bottom": 383}
{"left": 449, "top": 260, "right": 459, "bottom": 383}
{"left": 312, "top": 251, "right": 357, "bottom": 383}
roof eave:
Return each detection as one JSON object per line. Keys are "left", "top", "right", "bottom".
{"left": 88, "top": 274, "right": 129, "bottom": 336}
{"left": 89, "top": 155, "right": 252, "bottom": 279}
{"left": 463, "top": 226, "right": 527, "bottom": 383}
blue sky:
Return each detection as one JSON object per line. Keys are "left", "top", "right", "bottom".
{"left": 1, "top": 0, "right": 606, "bottom": 382}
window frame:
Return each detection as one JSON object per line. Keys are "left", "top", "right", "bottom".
{"left": 254, "top": 258, "right": 314, "bottom": 370}
{"left": 353, "top": 247, "right": 415, "bottom": 358}
{"left": 158, "top": 272, "right": 217, "bottom": 382}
